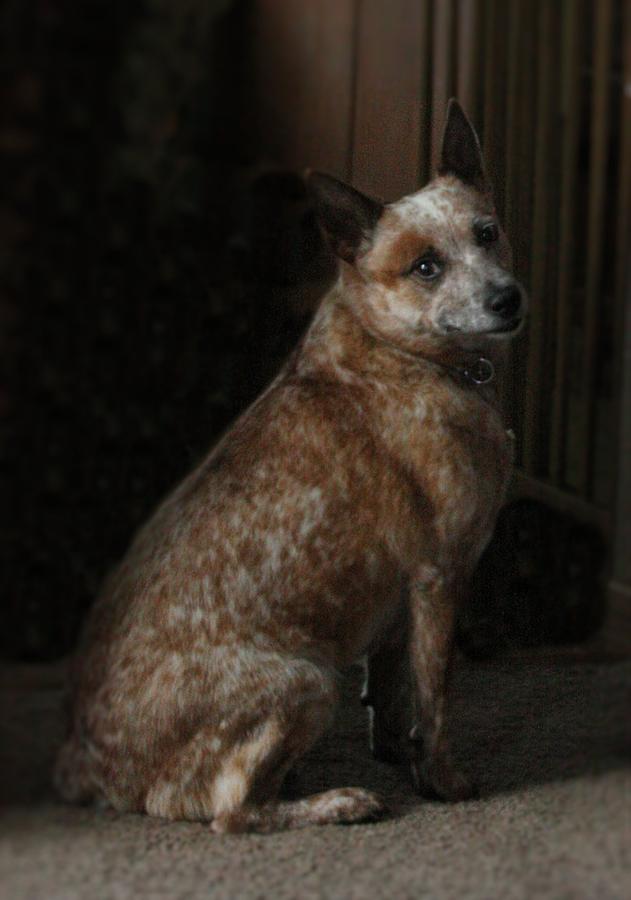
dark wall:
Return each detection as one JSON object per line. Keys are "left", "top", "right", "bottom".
{"left": 1, "top": 0, "right": 332, "bottom": 661}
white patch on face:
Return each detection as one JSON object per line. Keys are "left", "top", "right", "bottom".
{"left": 394, "top": 186, "right": 452, "bottom": 233}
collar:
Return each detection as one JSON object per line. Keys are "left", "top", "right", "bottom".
{"left": 332, "top": 296, "right": 498, "bottom": 389}
{"left": 440, "top": 355, "right": 495, "bottom": 386}
{"left": 410, "top": 349, "right": 496, "bottom": 387}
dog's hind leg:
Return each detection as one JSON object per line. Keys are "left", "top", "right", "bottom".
{"left": 145, "top": 659, "right": 387, "bottom": 833}
{"left": 209, "top": 711, "right": 387, "bottom": 834}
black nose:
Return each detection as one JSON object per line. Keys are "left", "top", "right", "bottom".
{"left": 487, "top": 286, "right": 522, "bottom": 319}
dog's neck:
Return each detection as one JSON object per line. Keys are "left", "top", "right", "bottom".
{"left": 389, "top": 339, "right": 500, "bottom": 388}
{"left": 299, "top": 284, "right": 508, "bottom": 397}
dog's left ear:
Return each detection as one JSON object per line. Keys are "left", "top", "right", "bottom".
{"left": 438, "top": 99, "right": 489, "bottom": 192}
{"left": 305, "top": 171, "right": 383, "bottom": 263}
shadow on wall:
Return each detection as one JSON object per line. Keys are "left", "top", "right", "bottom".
{"left": 457, "top": 499, "right": 607, "bottom": 659}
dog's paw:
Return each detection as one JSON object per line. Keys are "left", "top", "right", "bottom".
{"left": 318, "top": 787, "right": 389, "bottom": 825}
{"left": 411, "top": 758, "right": 479, "bottom": 802}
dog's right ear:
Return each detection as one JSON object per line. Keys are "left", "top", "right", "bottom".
{"left": 438, "top": 99, "right": 488, "bottom": 192}
{"left": 305, "top": 171, "right": 383, "bottom": 263}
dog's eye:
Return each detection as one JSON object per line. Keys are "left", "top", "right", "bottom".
{"left": 412, "top": 256, "right": 442, "bottom": 280}
{"left": 476, "top": 221, "right": 499, "bottom": 245}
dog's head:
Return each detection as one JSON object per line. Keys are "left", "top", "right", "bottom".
{"left": 307, "top": 100, "right": 527, "bottom": 351}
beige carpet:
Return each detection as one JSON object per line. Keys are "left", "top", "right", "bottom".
{"left": 1, "top": 657, "right": 630, "bottom": 899}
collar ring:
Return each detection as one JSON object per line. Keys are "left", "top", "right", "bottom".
{"left": 462, "top": 357, "right": 495, "bottom": 385}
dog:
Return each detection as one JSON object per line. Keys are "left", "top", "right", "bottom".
{"left": 54, "top": 100, "right": 527, "bottom": 833}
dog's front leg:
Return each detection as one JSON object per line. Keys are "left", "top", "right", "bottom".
{"left": 407, "top": 569, "right": 477, "bottom": 801}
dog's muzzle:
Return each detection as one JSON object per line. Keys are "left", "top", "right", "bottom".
{"left": 486, "top": 285, "right": 522, "bottom": 319}
{"left": 485, "top": 285, "right": 526, "bottom": 333}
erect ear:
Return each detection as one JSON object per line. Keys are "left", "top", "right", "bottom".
{"left": 305, "top": 171, "right": 383, "bottom": 263}
{"left": 438, "top": 99, "right": 488, "bottom": 192}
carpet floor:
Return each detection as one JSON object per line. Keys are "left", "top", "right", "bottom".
{"left": 1, "top": 657, "right": 630, "bottom": 899}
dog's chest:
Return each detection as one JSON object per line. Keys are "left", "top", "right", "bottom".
{"left": 378, "top": 381, "right": 513, "bottom": 553}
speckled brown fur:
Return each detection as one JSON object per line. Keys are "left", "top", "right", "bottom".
{"left": 54, "top": 101, "right": 527, "bottom": 832}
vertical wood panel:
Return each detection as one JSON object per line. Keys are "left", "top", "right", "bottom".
{"left": 431, "top": 0, "right": 456, "bottom": 171}
{"left": 614, "top": 2, "right": 631, "bottom": 319}
{"left": 456, "top": 0, "right": 483, "bottom": 127}
{"left": 417, "top": 0, "right": 434, "bottom": 187}
{"left": 610, "top": 268, "right": 631, "bottom": 593}
{"left": 503, "top": 0, "right": 523, "bottom": 245}
{"left": 249, "top": 0, "right": 356, "bottom": 178}
{"left": 508, "top": 0, "right": 537, "bottom": 467}
{"left": 522, "top": 0, "right": 558, "bottom": 475}
{"left": 499, "top": 0, "right": 522, "bottom": 422}
{"left": 549, "top": 0, "right": 583, "bottom": 484}
{"left": 609, "top": 0, "right": 631, "bottom": 595}
{"left": 482, "top": 0, "right": 509, "bottom": 219}
{"left": 511, "top": 1, "right": 537, "bottom": 289}
{"left": 352, "top": 0, "right": 427, "bottom": 199}
{"left": 575, "top": 0, "right": 614, "bottom": 496}
{"left": 538, "top": 6, "right": 564, "bottom": 484}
